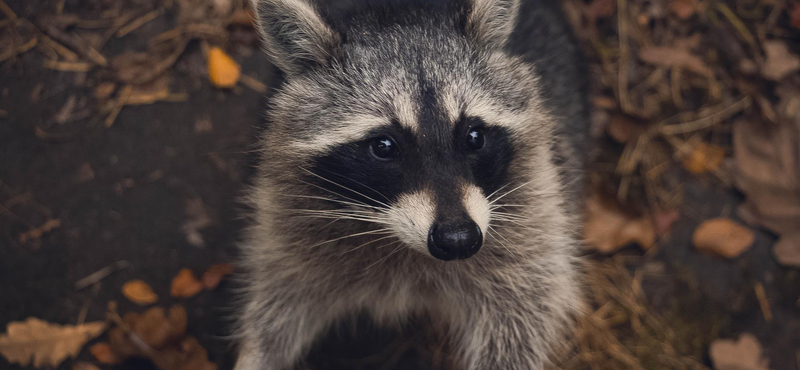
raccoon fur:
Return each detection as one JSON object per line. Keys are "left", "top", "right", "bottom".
{"left": 236, "top": 0, "right": 589, "bottom": 369}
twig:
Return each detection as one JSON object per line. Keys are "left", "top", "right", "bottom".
{"left": 39, "top": 34, "right": 79, "bottom": 61}
{"left": 75, "top": 260, "right": 133, "bottom": 289}
{"left": 42, "top": 24, "right": 108, "bottom": 66}
{"left": 43, "top": 60, "right": 93, "bottom": 72}
{"left": 0, "top": 0, "right": 17, "bottom": 20}
{"left": 0, "top": 37, "right": 37, "bottom": 62}
{"left": 616, "top": 0, "right": 632, "bottom": 114}
{"left": 105, "top": 85, "right": 132, "bottom": 127}
{"left": 754, "top": 283, "right": 772, "bottom": 322}
{"left": 116, "top": 10, "right": 160, "bottom": 38}
{"left": 240, "top": 74, "right": 267, "bottom": 93}
{"left": 658, "top": 97, "right": 751, "bottom": 136}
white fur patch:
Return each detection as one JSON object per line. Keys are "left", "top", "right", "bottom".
{"left": 463, "top": 184, "right": 490, "bottom": 236}
{"left": 385, "top": 190, "right": 436, "bottom": 253}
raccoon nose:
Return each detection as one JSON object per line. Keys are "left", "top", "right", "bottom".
{"left": 427, "top": 221, "right": 483, "bottom": 261}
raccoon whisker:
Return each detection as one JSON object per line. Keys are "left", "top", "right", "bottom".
{"left": 292, "top": 214, "right": 393, "bottom": 226}
{"left": 487, "top": 179, "right": 538, "bottom": 206}
{"left": 488, "top": 222, "right": 567, "bottom": 240}
{"left": 296, "top": 180, "right": 389, "bottom": 211}
{"left": 486, "top": 226, "right": 524, "bottom": 262}
{"left": 310, "top": 167, "right": 392, "bottom": 203}
{"left": 364, "top": 241, "right": 405, "bottom": 271}
{"left": 340, "top": 234, "right": 398, "bottom": 255}
{"left": 299, "top": 168, "right": 392, "bottom": 209}
{"left": 306, "top": 228, "right": 394, "bottom": 249}
{"left": 485, "top": 182, "right": 514, "bottom": 203}
{"left": 280, "top": 194, "right": 387, "bottom": 212}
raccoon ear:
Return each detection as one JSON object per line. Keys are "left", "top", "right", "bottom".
{"left": 249, "top": 0, "right": 340, "bottom": 74}
{"left": 466, "top": 0, "right": 520, "bottom": 47}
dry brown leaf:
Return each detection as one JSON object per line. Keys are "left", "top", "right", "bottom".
{"left": 76, "top": 163, "right": 95, "bottom": 183}
{"left": 773, "top": 233, "right": 800, "bottom": 267}
{"left": 584, "top": 0, "right": 615, "bottom": 21}
{"left": 171, "top": 269, "right": 204, "bottom": 298}
{"left": 107, "top": 305, "right": 215, "bottom": 370}
{"left": 583, "top": 192, "right": 656, "bottom": 253}
{"left": 670, "top": 0, "right": 697, "bottom": 19}
{"left": 683, "top": 142, "right": 725, "bottom": 174}
{"left": 202, "top": 263, "right": 232, "bottom": 289}
{"left": 732, "top": 118, "right": 800, "bottom": 265}
{"left": 18, "top": 219, "right": 61, "bottom": 243}
{"left": 89, "top": 342, "right": 118, "bottom": 364}
{"left": 761, "top": 41, "right": 800, "bottom": 81}
{"left": 693, "top": 218, "right": 754, "bottom": 258}
{"left": 709, "top": 333, "right": 770, "bottom": 370}
{"left": 639, "top": 46, "right": 712, "bottom": 76}
{"left": 606, "top": 113, "right": 646, "bottom": 143}
{"left": 73, "top": 362, "right": 101, "bottom": 370}
{"left": 122, "top": 280, "right": 158, "bottom": 305}
{"left": 207, "top": 47, "right": 241, "bottom": 89}
{"left": 0, "top": 318, "right": 106, "bottom": 368}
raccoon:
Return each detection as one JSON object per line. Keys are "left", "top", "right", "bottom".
{"left": 236, "top": 0, "right": 589, "bottom": 369}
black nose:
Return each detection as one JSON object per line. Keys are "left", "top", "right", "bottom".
{"left": 427, "top": 221, "right": 483, "bottom": 261}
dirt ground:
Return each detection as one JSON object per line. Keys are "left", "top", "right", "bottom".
{"left": 1, "top": 0, "right": 799, "bottom": 370}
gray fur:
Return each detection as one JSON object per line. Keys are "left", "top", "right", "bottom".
{"left": 236, "top": 0, "right": 588, "bottom": 369}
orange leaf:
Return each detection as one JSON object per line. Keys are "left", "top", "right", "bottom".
{"left": 122, "top": 280, "right": 158, "bottom": 305}
{"left": 89, "top": 342, "right": 118, "bottom": 364}
{"left": 693, "top": 218, "right": 755, "bottom": 258}
{"left": 670, "top": 0, "right": 696, "bottom": 20}
{"left": 171, "top": 269, "right": 204, "bottom": 298}
{"left": 207, "top": 47, "right": 240, "bottom": 89}
{"left": 583, "top": 193, "right": 656, "bottom": 254}
{"left": 683, "top": 142, "right": 725, "bottom": 174}
{"left": 202, "top": 263, "right": 232, "bottom": 290}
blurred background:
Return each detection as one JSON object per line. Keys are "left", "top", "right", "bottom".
{"left": 0, "top": 0, "right": 798, "bottom": 369}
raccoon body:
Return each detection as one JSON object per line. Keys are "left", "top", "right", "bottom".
{"left": 236, "top": 0, "right": 588, "bottom": 369}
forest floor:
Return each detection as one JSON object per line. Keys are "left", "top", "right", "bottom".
{"left": 0, "top": 0, "right": 799, "bottom": 370}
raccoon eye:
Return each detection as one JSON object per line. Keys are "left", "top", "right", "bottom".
{"left": 465, "top": 128, "right": 485, "bottom": 151}
{"left": 370, "top": 137, "right": 398, "bottom": 159}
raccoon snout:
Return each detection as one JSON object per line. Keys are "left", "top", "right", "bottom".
{"left": 427, "top": 221, "right": 483, "bottom": 261}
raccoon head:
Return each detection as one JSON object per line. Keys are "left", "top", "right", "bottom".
{"left": 251, "top": 0, "right": 565, "bottom": 262}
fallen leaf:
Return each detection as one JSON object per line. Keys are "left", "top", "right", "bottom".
{"left": 89, "top": 342, "right": 118, "bottom": 364}
{"left": 584, "top": 192, "right": 656, "bottom": 253}
{"left": 693, "top": 218, "right": 755, "bottom": 258}
{"left": 683, "top": 142, "right": 725, "bottom": 174}
{"left": 171, "top": 269, "right": 204, "bottom": 298}
{"left": 127, "top": 306, "right": 187, "bottom": 348}
{"left": 709, "top": 333, "right": 770, "bottom": 370}
{"left": 19, "top": 219, "right": 62, "bottom": 243}
{"left": 584, "top": 0, "right": 615, "bottom": 21}
{"left": 76, "top": 163, "right": 95, "bottom": 183}
{"left": 731, "top": 118, "right": 800, "bottom": 265}
{"left": 670, "top": 0, "right": 697, "bottom": 19}
{"left": 207, "top": 47, "right": 241, "bottom": 89}
{"left": 202, "top": 263, "right": 232, "bottom": 289}
{"left": 639, "top": 46, "right": 712, "bottom": 76}
{"left": 122, "top": 280, "right": 158, "bottom": 305}
{"left": 606, "top": 113, "right": 647, "bottom": 144}
{"left": 773, "top": 233, "right": 800, "bottom": 267}
{"left": 107, "top": 305, "right": 215, "bottom": 370}
{"left": 761, "top": 41, "right": 800, "bottom": 81}
{"left": 0, "top": 318, "right": 106, "bottom": 368}
{"left": 73, "top": 362, "right": 101, "bottom": 370}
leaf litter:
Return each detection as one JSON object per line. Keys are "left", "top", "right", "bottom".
{"left": 0, "top": 319, "right": 106, "bottom": 368}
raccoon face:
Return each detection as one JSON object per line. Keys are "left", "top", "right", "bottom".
{"left": 252, "top": 0, "right": 560, "bottom": 261}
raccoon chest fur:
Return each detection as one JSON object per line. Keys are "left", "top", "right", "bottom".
{"left": 236, "top": 0, "right": 588, "bottom": 369}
